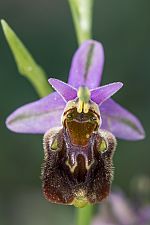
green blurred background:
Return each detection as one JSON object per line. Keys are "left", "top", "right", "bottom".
{"left": 0, "top": 0, "right": 150, "bottom": 225}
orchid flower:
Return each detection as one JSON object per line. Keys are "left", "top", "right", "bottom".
{"left": 92, "top": 191, "right": 150, "bottom": 225}
{"left": 6, "top": 40, "right": 145, "bottom": 141}
{"left": 6, "top": 40, "right": 145, "bottom": 207}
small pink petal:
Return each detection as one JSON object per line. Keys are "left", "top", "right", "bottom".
{"left": 49, "top": 78, "right": 77, "bottom": 102}
{"left": 91, "top": 82, "right": 123, "bottom": 105}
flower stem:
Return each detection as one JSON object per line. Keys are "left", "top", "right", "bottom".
{"left": 68, "top": 0, "right": 94, "bottom": 45}
{"left": 76, "top": 205, "right": 93, "bottom": 225}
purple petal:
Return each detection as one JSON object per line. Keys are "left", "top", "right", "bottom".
{"left": 138, "top": 206, "right": 150, "bottom": 223}
{"left": 68, "top": 40, "right": 104, "bottom": 89}
{"left": 109, "top": 192, "right": 138, "bottom": 225}
{"left": 6, "top": 92, "right": 65, "bottom": 134}
{"left": 100, "top": 99, "right": 145, "bottom": 140}
{"left": 91, "top": 82, "right": 123, "bottom": 105}
{"left": 49, "top": 78, "right": 77, "bottom": 102}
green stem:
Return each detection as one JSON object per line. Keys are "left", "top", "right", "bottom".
{"left": 76, "top": 205, "right": 93, "bottom": 225}
{"left": 68, "top": 0, "right": 94, "bottom": 45}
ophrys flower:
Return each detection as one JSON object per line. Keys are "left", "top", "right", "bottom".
{"left": 6, "top": 40, "right": 145, "bottom": 207}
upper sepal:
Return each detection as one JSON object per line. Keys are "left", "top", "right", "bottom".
{"left": 68, "top": 40, "right": 104, "bottom": 89}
